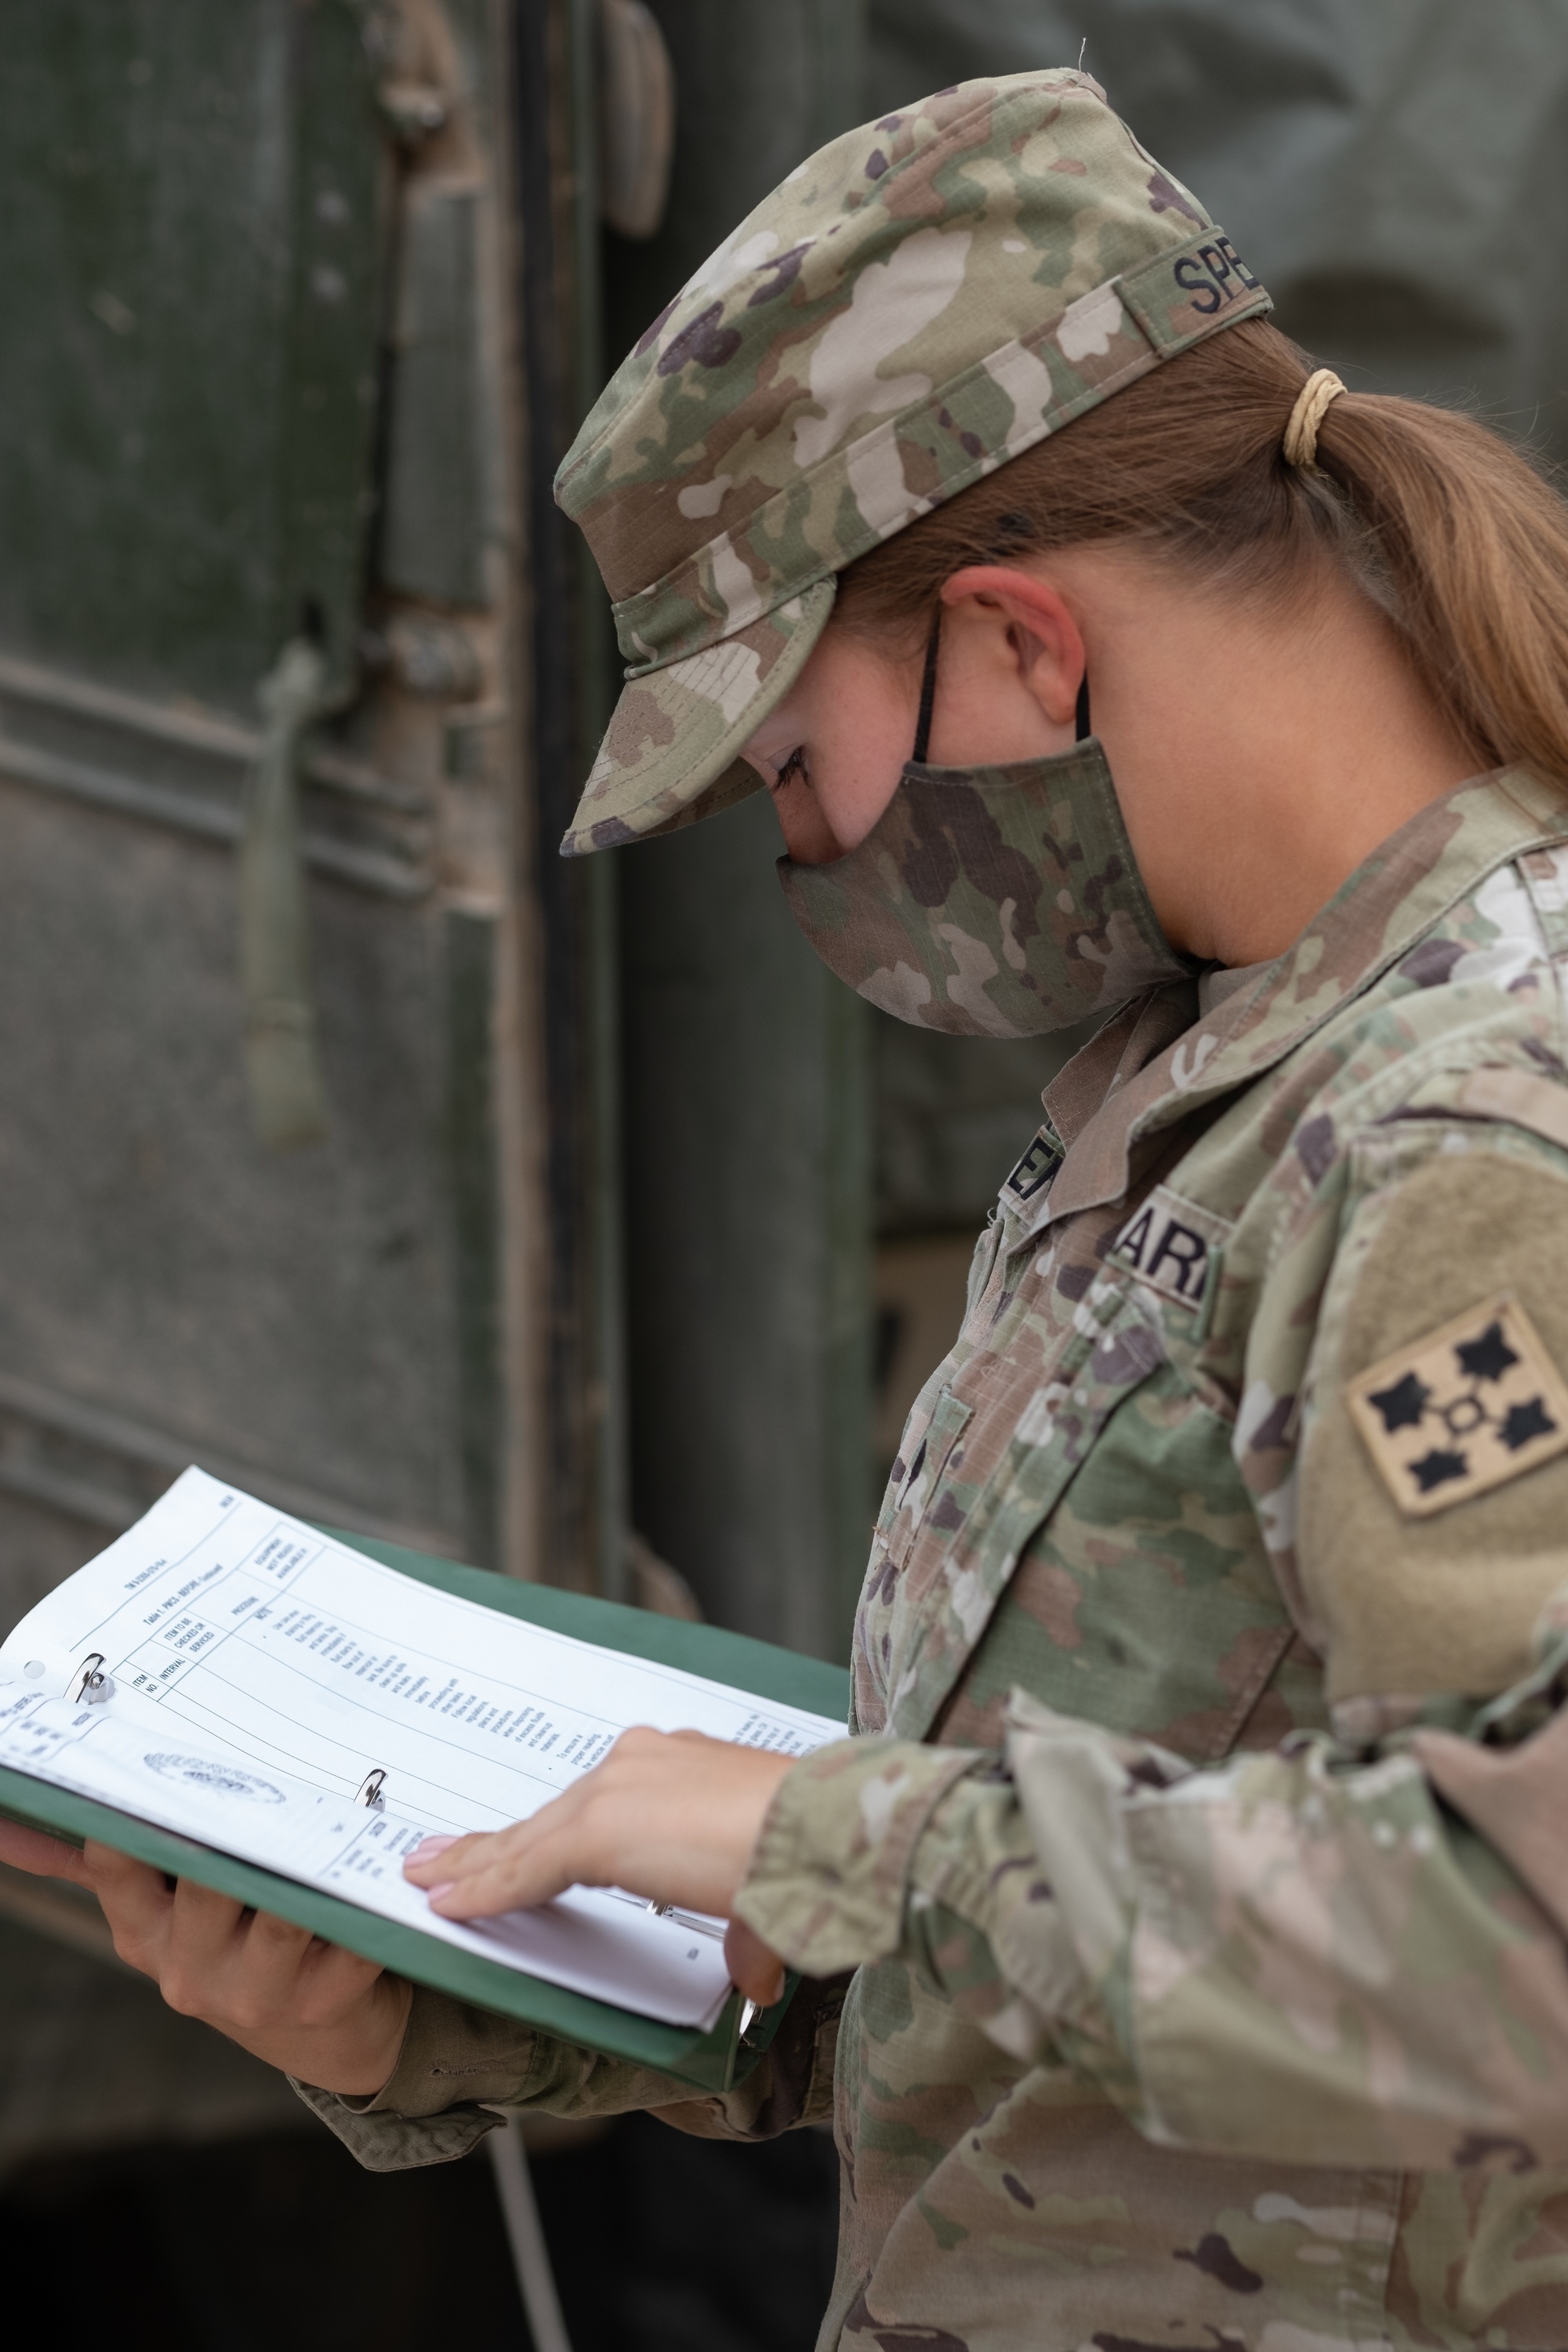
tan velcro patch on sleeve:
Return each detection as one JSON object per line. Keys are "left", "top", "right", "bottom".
{"left": 1300, "top": 1152, "right": 1568, "bottom": 1706}
{"left": 1347, "top": 1292, "right": 1568, "bottom": 1518}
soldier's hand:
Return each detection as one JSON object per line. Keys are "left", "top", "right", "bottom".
{"left": 403, "top": 1726, "right": 791, "bottom": 2004}
{"left": 0, "top": 1821, "right": 410, "bottom": 2094}
{"left": 0, "top": 1817, "right": 96, "bottom": 1888}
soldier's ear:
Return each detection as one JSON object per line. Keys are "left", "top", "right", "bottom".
{"left": 938, "top": 565, "right": 1087, "bottom": 728}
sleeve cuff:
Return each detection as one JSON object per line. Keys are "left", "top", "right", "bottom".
{"left": 289, "top": 2074, "right": 503, "bottom": 2171}
{"left": 362, "top": 1984, "right": 540, "bottom": 2115}
{"left": 285, "top": 1985, "right": 539, "bottom": 2170}
{"left": 290, "top": 1980, "right": 734, "bottom": 2169}
{"left": 731, "top": 1736, "right": 982, "bottom": 1975}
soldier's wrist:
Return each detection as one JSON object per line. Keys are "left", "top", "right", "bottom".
{"left": 347, "top": 1983, "right": 540, "bottom": 2116}
{"left": 731, "top": 1735, "right": 982, "bottom": 1976}
{"left": 314, "top": 1972, "right": 415, "bottom": 2100}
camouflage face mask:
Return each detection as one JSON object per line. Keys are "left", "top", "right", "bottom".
{"left": 776, "top": 735, "right": 1196, "bottom": 1037}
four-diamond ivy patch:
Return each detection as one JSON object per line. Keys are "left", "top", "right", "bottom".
{"left": 1347, "top": 1292, "right": 1568, "bottom": 1516}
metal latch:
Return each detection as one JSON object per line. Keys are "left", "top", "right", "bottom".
{"left": 66, "top": 1653, "right": 111, "bottom": 1704}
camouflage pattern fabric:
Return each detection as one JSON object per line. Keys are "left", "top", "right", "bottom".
{"left": 554, "top": 69, "right": 1271, "bottom": 855}
{"left": 778, "top": 739, "right": 1198, "bottom": 1035}
{"left": 310, "top": 768, "right": 1568, "bottom": 2347}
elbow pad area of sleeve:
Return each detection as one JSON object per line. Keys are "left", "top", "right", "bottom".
{"left": 1004, "top": 1688, "right": 1568, "bottom": 2170}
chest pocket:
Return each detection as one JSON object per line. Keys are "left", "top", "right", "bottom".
{"left": 882, "top": 1284, "right": 1171, "bottom": 1741}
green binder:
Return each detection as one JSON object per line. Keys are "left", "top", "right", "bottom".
{"left": 0, "top": 1527, "right": 851, "bottom": 2093}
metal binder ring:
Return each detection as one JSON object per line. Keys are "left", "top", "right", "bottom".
{"left": 67, "top": 1654, "right": 108, "bottom": 1704}
{"left": 354, "top": 1768, "right": 387, "bottom": 1808}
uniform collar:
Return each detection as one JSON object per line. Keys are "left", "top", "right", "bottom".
{"left": 1034, "top": 769, "right": 1568, "bottom": 1229}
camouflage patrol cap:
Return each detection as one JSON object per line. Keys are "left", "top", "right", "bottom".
{"left": 556, "top": 67, "right": 1272, "bottom": 858}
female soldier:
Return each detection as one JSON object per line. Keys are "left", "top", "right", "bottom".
{"left": 12, "top": 67, "right": 1568, "bottom": 2350}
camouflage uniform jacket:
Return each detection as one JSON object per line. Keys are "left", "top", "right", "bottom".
{"left": 303, "top": 770, "right": 1568, "bottom": 2350}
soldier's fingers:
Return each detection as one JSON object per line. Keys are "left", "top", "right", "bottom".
{"left": 153, "top": 1882, "right": 284, "bottom": 2020}
{"left": 169, "top": 1875, "right": 251, "bottom": 1938}
{"left": 403, "top": 1827, "right": 494, "bottom": 1885}
{"left": 295, "top": 1930, "right": 385, "bottom": 2002}
{"left": 234, "top": 1904, "right": 321, "bottom": 1986}
{"left": 424, "top": 1818, "right": 589, "bottom": 1918}
{"left": 81, "top": 1839, "right": 164, "bottom": 1896}
{"left": 724, "top": 1918, "right": 786, "bottom": 2007}
{"left": 82, "top": 1843, "right": 177, "bottom": 1974}
{"left": 158, "top": 1877, "right": 257, "bottom": 1987}
{"left": 404, "top": 1820, "right": 540, "bottom": 1886}
{"left": 405, "top": 1798, "right": 583, "bottom": 1889}
{"left": 241, "top": 1904, "right": 316, "bottom": 1951}
{"left": 195, "top": 1910, "right": 372, "bottom": 2034}
{"left": 291, "top": 1939, "right": 391, "bottom": 2032}
{"left": 405, "top": 1732, "right": 689, "bottom": 1894}
{"left": 236, "top": 1909, "right": 385, "bottom": 2024}
{"left": 402, "top": 1831, "right": 459, "bottom": 1882}
{"left": 0, "top": 1819, "right": 94, "bottom": 1886}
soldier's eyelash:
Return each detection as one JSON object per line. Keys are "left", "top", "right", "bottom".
{"left": 775, "top": 748, "right": 808, "bottom": 790}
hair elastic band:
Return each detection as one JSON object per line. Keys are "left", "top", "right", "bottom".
{"left": 1283, "top": 368, "right": 1347, "bottom": 470}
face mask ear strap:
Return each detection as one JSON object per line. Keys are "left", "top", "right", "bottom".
{"left": 913, "top": 610, "right": 1087, "bottom": 758}
{"left": 910, "top": 608, "right": 942, "bottom": 765}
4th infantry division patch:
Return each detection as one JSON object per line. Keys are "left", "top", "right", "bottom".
{"left": 1347, "top": 1292, "right": 1568, "bottom": 1517}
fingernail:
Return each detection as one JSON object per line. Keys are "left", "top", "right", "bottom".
{"left": 425, "top": 1880, "right": 456, "bottom": 1904}
{"left": 409, "top": 1835, "right": 457, "bottom": 1864}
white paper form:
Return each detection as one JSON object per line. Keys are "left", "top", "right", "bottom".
{"left": 0, "top": 1469, "right": 848, "bottom": 2028}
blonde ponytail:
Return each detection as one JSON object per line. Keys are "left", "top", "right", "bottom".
{"left": 836, "top": 317, "right": 1568, "bottom": 790}
{"left": 1312, "top": 374, "right": 1568, "bottom": 784}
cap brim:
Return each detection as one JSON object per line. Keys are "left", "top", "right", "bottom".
{"left": 560, "top": 579, "right": 837, "bottom": 857}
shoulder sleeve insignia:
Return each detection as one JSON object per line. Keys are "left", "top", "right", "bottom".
{"left": 1347, "top": 1291, "right": 1568, "bottom": 1517}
